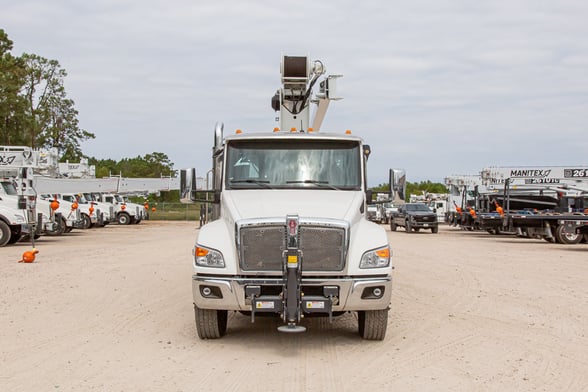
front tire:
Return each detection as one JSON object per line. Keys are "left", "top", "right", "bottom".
{"left": 358, "top": 309, "right": 388, "bottom": 340}
{"left": 390, "top": 220, "right": 397, "bottom": 231}
{"left": 432, "top": 226, "right": 439, "bottom": 234}
{"left": 46, "top": 217, "right": 66, "bottom": 236}
{"left": 117, "top": 212, "right": 131, "bottom": 225}
{"left": 81, "top": 213, "right": 92, "bottom": 229}
{"left": 406, "top": 220, "right": 412, "bottom": 232}
{"left": 194, "top": 305, "right": 228, "bottom": 339}
{"left": 0, "top": 221, "right": 11, "bottom": 247}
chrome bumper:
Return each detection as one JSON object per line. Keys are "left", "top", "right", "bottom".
{"left": 192, "top": 275, "right": 392, "bottom": 311}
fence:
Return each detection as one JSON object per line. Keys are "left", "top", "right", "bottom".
{"left": 145, "top": 202, "right": 199, "bottom": 221}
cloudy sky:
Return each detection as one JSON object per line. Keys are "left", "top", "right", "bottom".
{"left": 2, "top": 1, "right": 587, "bottom": 186}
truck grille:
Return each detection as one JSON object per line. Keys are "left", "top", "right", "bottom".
{"left": 239, "top": 222, "right": 347, "bottom": 272}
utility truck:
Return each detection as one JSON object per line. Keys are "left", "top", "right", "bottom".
{"left": 90, "top": 193, "right": 142, "bottom": 225}
{"left": 0, "top": 203, "right": 36, "bottom": 246}
{"left": 181, "top": 55, "right": 404, "bottom": 340}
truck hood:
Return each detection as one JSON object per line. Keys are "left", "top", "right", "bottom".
{"left": 222, "top": 190, "right": 364, "bottom": 223}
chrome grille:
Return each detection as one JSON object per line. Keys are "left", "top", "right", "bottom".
{"left": 239, "top": 222, "right": 346, "bottom": 272}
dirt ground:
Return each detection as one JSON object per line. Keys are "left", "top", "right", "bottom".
{"left": 1, "top": 221, "right": 587, "bottom": 391}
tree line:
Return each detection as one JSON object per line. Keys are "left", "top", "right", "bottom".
{"left": 371, "top": 180, "right": 448, "bottom": 202}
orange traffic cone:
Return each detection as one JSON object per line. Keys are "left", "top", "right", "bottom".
{"left": 19, "top": 249, "right": 39, "bottom": 263}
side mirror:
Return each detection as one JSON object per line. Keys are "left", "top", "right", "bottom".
{"left": 389, "top": 168, "right": 406, "bottom": 202}
{"left": 365, "top": 189, "right": 373, "bottom": 204}
{"left": 180, "top": 168, "right": 197, "bottom": 203}
{"left": 363, "top": 145, "right": 371, "bottom": 160}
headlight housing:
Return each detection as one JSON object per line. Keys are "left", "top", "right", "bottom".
{"left": 360, "top": 246, "right": 391, "bottom": 269}
{"left": 193, "top": 245, "right": 225, "bottom": 268}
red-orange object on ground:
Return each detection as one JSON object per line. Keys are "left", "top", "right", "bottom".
{"left": 19, "top": 249, "right": 39, "bottom": 263}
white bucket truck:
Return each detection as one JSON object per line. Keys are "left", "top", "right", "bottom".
{"left": 181, "top": 56, "right": 404, "bottom": 340}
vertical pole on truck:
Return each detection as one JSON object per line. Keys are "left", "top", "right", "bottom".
{"left": 278, "top": 215, "right": 306, "bottom": 333}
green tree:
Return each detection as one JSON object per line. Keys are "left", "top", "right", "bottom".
{"left": 371, "top": 181, "right": 447, "bottom": 202}
{"left": 89, "top": 152, "right": 175, "bottom": 178}
{"left": 20, "top": 53, "right": 95, "bottom": 157}
{"left": 0, "top": 29, "right": 27, "bottom": 145}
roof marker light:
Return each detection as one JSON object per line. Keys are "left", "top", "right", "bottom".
{"left": 235, "top": 129, "right": 242, "bottom": 134}
{"left": 345, "top": 130, "right": 352, "bottom": 135}
{"left": 273, "top": 127, "right": 280, "bottom": 132}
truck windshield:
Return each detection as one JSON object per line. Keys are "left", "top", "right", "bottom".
{"left": 225, "top": 140, "right": 361, "bottom": 190}
{"left": 1, "top": 180, "right": 17, "bottom": 195}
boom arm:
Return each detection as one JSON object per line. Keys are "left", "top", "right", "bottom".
{"left": 271, "top": 56, "right": 342, "bottom": 132}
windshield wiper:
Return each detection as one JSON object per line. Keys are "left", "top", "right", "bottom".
{"left": 286, "top": 180, "right": 340, "bottom": 190}
{"left": 230, "top": 179, "right": 273, "bottom": 189}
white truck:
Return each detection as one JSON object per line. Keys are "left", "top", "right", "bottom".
{"left": 181, "top": 55, "right": 403, "bottom": 340}
{"left": 91, "top": 193, "right": 142, "bottom": 225}
{"left": 0, "top": 203, "right": 34, "bottom": 246}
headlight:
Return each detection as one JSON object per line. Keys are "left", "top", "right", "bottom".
{"left": 193, "top": 245, "right": 225, "bottom": 268}
{"left": 360, "top": 246, "right": 391, "bottom": 269}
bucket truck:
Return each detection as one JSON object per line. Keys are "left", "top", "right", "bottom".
{"left": 181, "top": 55, "right": 403, "bottom": 340}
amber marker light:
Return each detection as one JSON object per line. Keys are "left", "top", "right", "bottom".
{"left": 308, "top": 127, "right": 314, "bottom": 132}
{"left": 290, "top": 127, "right": 297, "bottom": 132}
{"left": 50, "top": 200, "right": 59, "bottom": 211}
{"left": 273, "top": 127, "right": 280, "bottom": 132}
{"left": 121, "top": 204, "right": 126, "bottom": 210}
{"left": 235, "top": 129, "right": 242, "bottom": 134}
{"left": 345, "top": 130, "right": 352, "bottom": 135}
{"left": 195, "top": 247, "right": 209, "bottom": 257}
{"left": 375, "top": 247, "right": 390, "bottom": 258}
{"left": 71, "top": 202, "right": 78, "bottom": 210}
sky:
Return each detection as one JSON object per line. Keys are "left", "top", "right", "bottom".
{"left": 2, "top": 0, "right": 588, "bottom": 186}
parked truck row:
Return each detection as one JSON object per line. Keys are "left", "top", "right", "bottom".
{"left": 0, "top": 148, "right": 150, "bottom": 247}
{"left": 0, "top": 179, "right": 148, "bottom": 247}
{"left": 443, "top": 166, "right": 588, "bottom": 245}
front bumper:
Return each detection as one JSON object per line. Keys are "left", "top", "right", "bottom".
{"left": 410, "top": 220, "right": 438, "bottom": 229}
{"left": 192, "top": 275, "right": 392, "bottom": 312}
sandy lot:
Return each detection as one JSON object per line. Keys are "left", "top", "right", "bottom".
{"left": 1, "top": 221, "right": 587, "bottom": 391}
